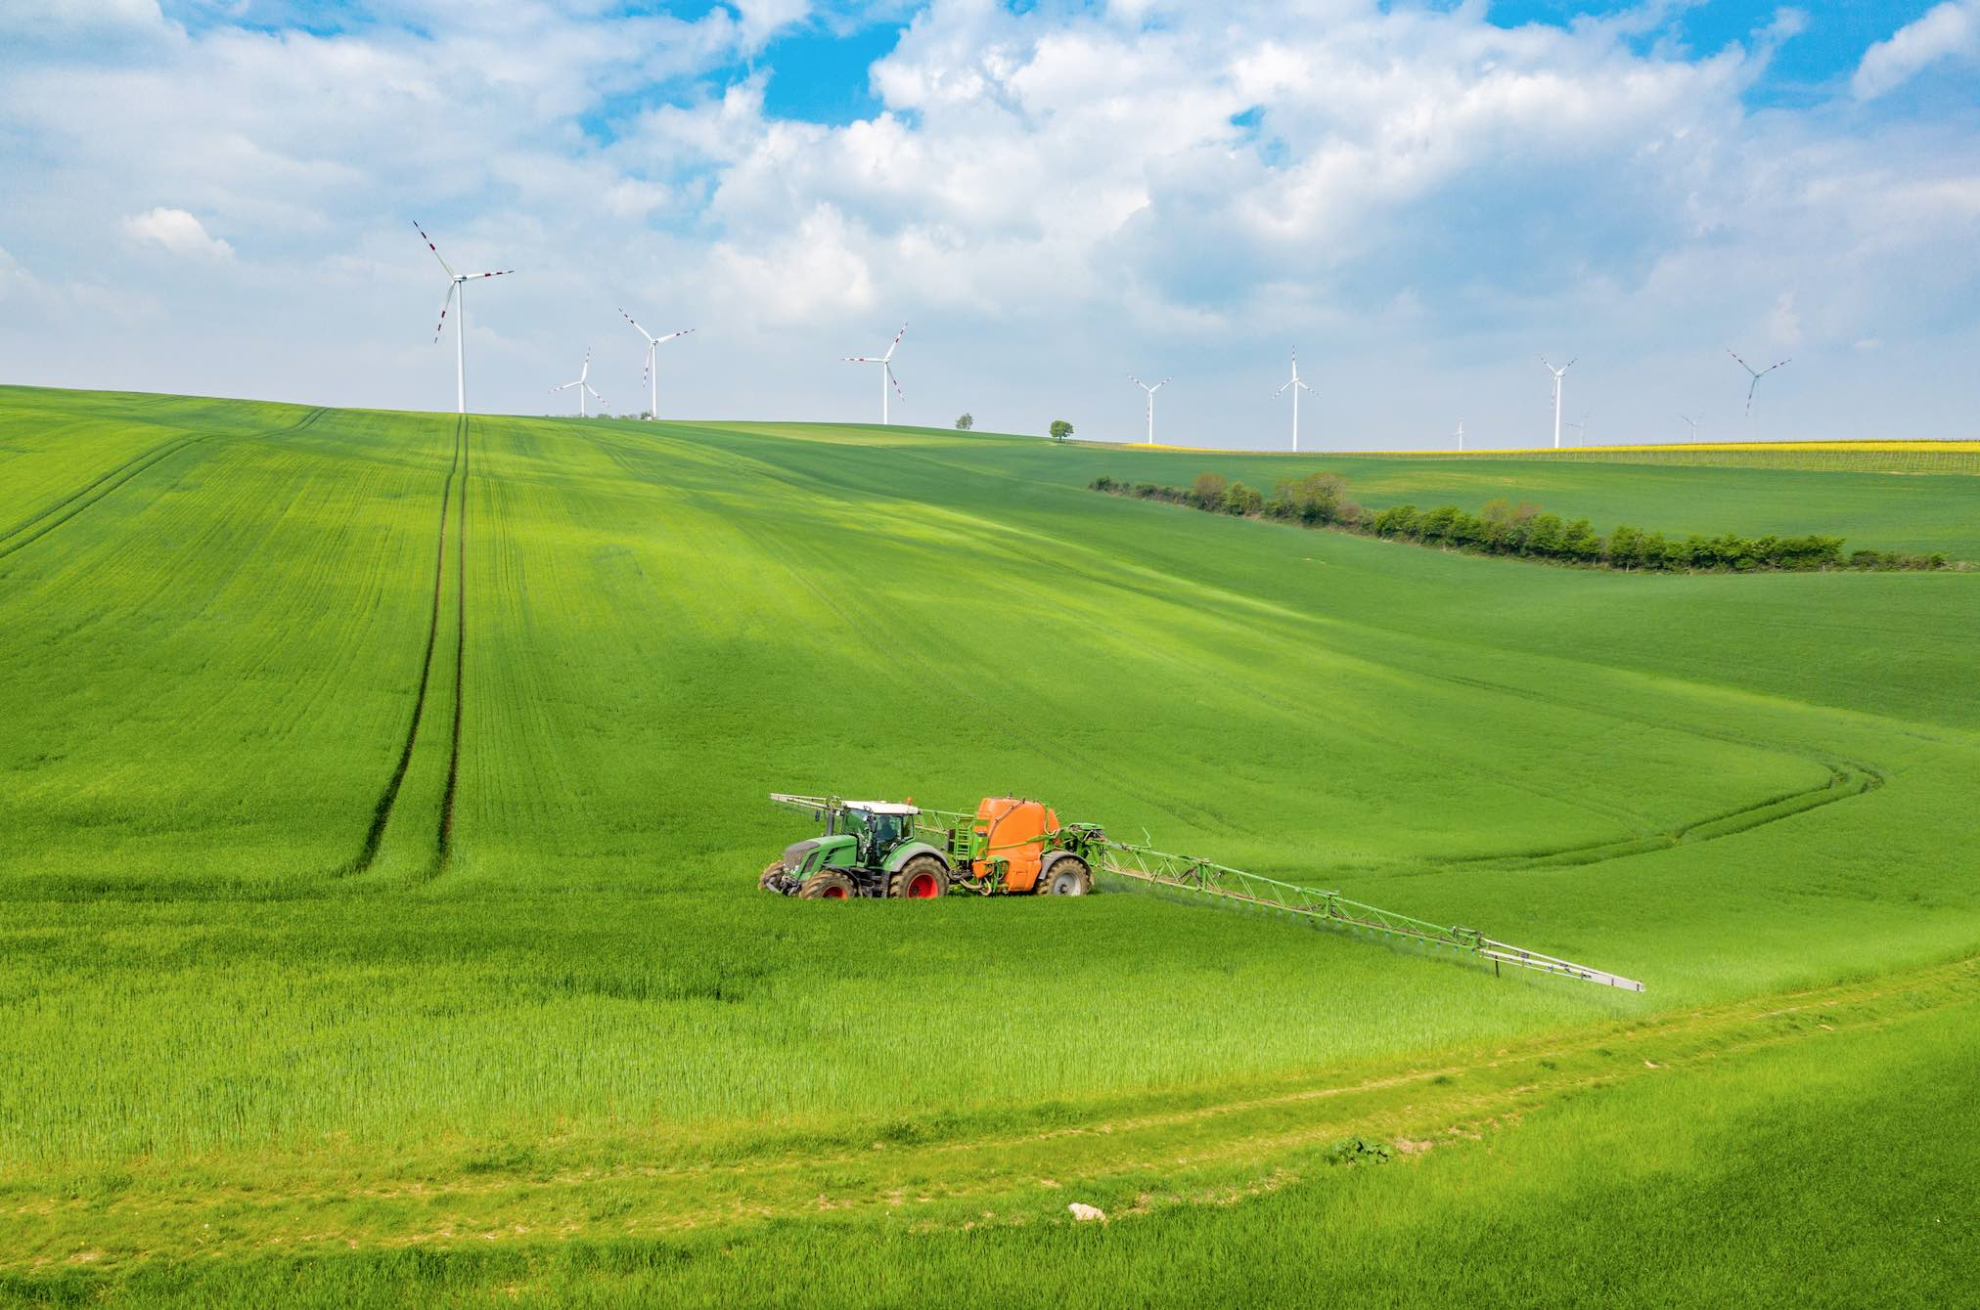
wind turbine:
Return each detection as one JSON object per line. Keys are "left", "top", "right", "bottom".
{"left": 1727, "top": 348, "right": 1790, "bottom": 418}
{"left": 1273, "top": 350, "right": 1313, "bottom": 451}
{"left": 1130, "top": 374, "right": 1170, "bottom": 445}
{"left": 1566, "top": 409, "right": 1590, "bottom": 447}
{"left": 550, "top": 348, "right": 604, "bottom": 418}
{"left": 414, "top": 221, "right": 512, "bottom": 415}
{"left": 1539, "top": 355, "right": 1576, "bottom": 449}
{"left": 1679, "top": 412, "right": 1702, "bottom": 442}
{"left": 844, "top": 324, "right": 906, "bottom": 424}
{"left": 1454, "top": 420, "right": 1465, "bottom": 453}
{"left": 619, "top": 309, "right": 694, "bottom": 421}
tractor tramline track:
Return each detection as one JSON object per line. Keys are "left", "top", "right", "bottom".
{"left": 764, "top": 792, "right": 1643, "bottom": 991}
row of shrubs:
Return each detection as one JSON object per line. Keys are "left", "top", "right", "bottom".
{"left": 1089, "top": 472, "right": 1950, "bottom": 573}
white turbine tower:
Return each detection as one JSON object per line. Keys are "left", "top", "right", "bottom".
{"left": 1130, "top": 374, "right": 1170, "bottom": 446}
{"left": 1454, "top": 420, "right": 1465, "bottom": 453}
{"left": 844, "top": 324, "right": 906, "bottom": 424}
{"left": 619, "top": 309, "right": 694, "bottom": 421}
{"left": 1273, "top": 350, "right": 1313, "bottom": 451}
{"left": 1728, "top": 348, "right": 1790, "bottom": 419}
{"left": 550, "top": 349, "right": 604, "bottom": 418}
{"left": 414, "top": 221, "right": 512, "bottom": 415}
{"left": 1679, "top": 412, "right": 1702, "bottom": 441}
{"left": 1566, "top": 409, "right": 1590, "bottom": 447}
{"left": 1539, "top": 355, "right": 1576, "bottom": 449}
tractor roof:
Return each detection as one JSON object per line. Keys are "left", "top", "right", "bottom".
{"left": 845, "top": 801, "right": 919, "bottom": 815}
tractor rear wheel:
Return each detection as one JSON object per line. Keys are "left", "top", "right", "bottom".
{"left": 1043, "top": 859, "right": 1092, "bottom": 896}
{"left": 799, "top": 871, "right": 857, "bottom": 900}
{"left": 889, "top": 855, "right": 950, "bottom": 900}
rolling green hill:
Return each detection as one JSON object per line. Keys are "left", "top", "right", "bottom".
{"left": 1, "top": 386, "right": 1974, "bottom": 1305}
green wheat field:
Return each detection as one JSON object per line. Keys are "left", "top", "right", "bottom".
{"left": 0, "top": 385, "right": 1974, "bottom": 1306}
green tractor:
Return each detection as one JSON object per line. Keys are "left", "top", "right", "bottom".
{"left": 759, "top": 793, "right": 1106, "bottom": 899}
{"left": 758, "top": 798, "right": 954, "bottom": 899}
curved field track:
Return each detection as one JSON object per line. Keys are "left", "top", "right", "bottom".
{"left": 0, "top": 407, "right": 326, "bottom": 562}
{"left": 0, "top": 391, "right": 1974, "bottom": 1306}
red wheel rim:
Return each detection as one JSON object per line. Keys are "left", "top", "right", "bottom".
{"left": 823, "top": 885, "right": 849, "bottom": 899}
{"left": 905, "top": 873, "right": 939, "bottom": 899}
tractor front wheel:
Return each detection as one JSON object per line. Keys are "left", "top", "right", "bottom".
{"left": 759, "top": 860, "right": 786, "bottom": 890}
{"left": 799, "top": 871, "right": 857, "bottom": 900}
{"left": 889, "top": 855, "right": 950, "bottom": 900}
{"left": 1043, "top": 859, "right": 1092, "bottom": 896}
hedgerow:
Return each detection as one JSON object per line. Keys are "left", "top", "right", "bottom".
{"left": 1088, "top": 474, "right": 1950, "bottom": 572}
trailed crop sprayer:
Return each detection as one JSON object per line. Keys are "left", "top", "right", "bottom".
{"left": 760, "top": 792, "right": 1644, "bottom": 991}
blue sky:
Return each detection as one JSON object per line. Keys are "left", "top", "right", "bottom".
{"left": 2, "top": 1, "right": 1976, "bottom": 447}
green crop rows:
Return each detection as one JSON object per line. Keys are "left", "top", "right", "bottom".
{"left": 1, "top": 386, "right": 1974, "bottom": 1305}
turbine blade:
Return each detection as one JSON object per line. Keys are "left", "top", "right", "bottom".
{"left": 1763, "top": 358, "right": 1791, "bottom": 375}
{"left": 620, "top": 307, "right": 654, "bottom": 342}
{"left": 1297, "top": 379, "right": 1313, "bottom": 392}
{"left": 657, "top": 328, "right": 696, "bottom": 344}
{"left": 844, "top": 356, "right": 876, "bottom": 363}
{"left": 1727, "top": 347, "right": 1758, "bottom": 377}
{"left": 467, "top": 269, "right": 513, "bottom": 279}
{"left": 432, "top": 281, "right": 458, "bottom": 342}
{"left": 1274, "top": 381, "right": 1291, "bottom": 396}
{"left": 413, "top": 220, "right": 455, "bottom": 278}
{"left": 884, "top": 322, "right": 906, "bottom": 360}
{"left": 887, "top": 363, "right": 905, "bottom": 400}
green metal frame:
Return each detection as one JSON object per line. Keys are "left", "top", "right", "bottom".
{"left": 1094, "top": 838, "right": 1642, "bottom": 990}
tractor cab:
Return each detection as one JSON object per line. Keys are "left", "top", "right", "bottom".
{"left": 840, "top": 802, "right": 918, "bottom": 865}
{"left": 760, "top": 796, "right": 948, "bottom": 898}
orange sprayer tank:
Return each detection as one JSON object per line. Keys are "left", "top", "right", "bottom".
{"left": 974, "top": 797, "right": 1060, "bottom": 893}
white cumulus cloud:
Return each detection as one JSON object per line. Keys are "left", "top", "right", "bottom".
{"left": 1853, "top": 0, "right": 1980, "bottom": 100}
{"left": 0, "top": 1, "right": 1974, "bottom": 441}
{"left": 120, "top": 207, "right": 235, "bottom": 260}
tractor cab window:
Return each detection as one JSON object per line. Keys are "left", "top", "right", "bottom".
{"left": 868, "top": 813, "right": 905, "bottom": 850}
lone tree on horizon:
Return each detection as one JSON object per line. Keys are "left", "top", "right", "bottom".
{"left": 1050, "top": 419, "right": 1074, "bottom": 442}
{"left": 955, "top": 413, "right": 974, "bottom": 429}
